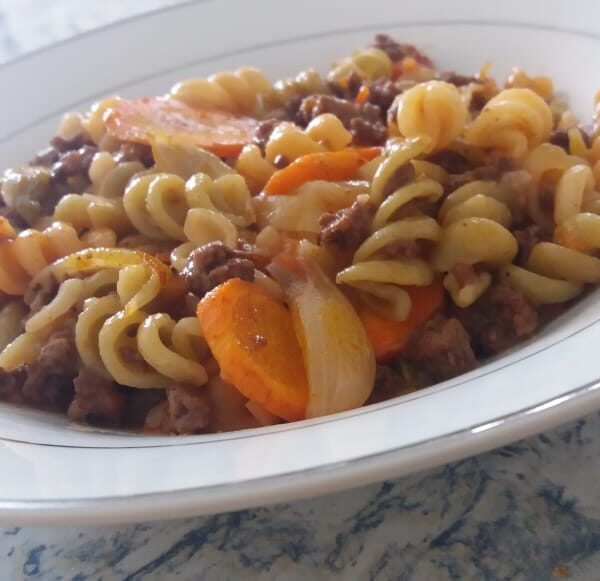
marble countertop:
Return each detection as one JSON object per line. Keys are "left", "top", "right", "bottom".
{"left": 1, "top": 2, "right": 599, "bottom": 579}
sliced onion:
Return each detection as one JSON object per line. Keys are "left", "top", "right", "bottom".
{"left": 269, "top": 245, "right": 375, "bottom": 418}
{"left": 151, "top": 135, "right": 234, "bottom": 180}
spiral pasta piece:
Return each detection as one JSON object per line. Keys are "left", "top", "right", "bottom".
{"left": 263, "top": 68, "right": 328, "bottom": 110}
{"left": 234, "top": 144, "right": 276, "bottom": 194}
{"left": 82, "top": 97, "right": 120, "bottom": 148}
{"left": 88, "top": 153, "right": 146, "bottom": 198}
{"left": 438, "top": 180, "right": 514, "bottom": 228}
{"left": 264, "top": 114, "right": 352, "bottom": 164}
{"left": 235, "top": 114, "right": 352, "bottom": 192}
{"left": 466, "top": 88, "right": 553, "bottom": 159}
{"left": 337, "top": 144, "right": 443, "bottom": 320}
{"left": 512, "top": 209, "right": 600, "bottom": 302}
{"left": 329, "top": 48, "right": 392, "bottom": 83}
{"left": 54, "top": 194, "right": 132, "bottom": 237}
{"left": 432, "top": 217, "right": 518, "bottom": 307}
{"left": 171, "top": 67, "right": 272, "bottom": 115}
{"left": 394, "top": 81, "right": 468, "bottom": 152}
{"left": 0, "top": 221, "right": 117, "bottom": 296}
{"left": 124, "top": 171, "right": 253, "bottom": 245}
{"left": 0, "top": 300, "right": 27, "bottom": 352}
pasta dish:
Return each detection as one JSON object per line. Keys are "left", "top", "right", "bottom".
{"left": 0, "top": 35, "right": 598, "bottom": 434}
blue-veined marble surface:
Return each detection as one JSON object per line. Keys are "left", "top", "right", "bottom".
{"left": 0, "top": 2, "right": 599, "bottom": 579}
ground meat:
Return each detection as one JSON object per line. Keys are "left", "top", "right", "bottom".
{"left": 30, "top": 147, "right": 60, "bottom": 167}
{"left": 0, "top": 206, "right": 27, "bottom": 229}
{"left": 67, "top": 368, "right": 127, "bottom": 426}
{"left": 372, "top": 34, "right": 434, "bottom": 67}
{"left": 119, "top": 346, "right": 147, "bottom": 370}
{"left": 452, "top": 282, "right": 538, "bottom": 356}
{"left": 549, "top": 129, "right": 570, "bottom": 150}
{"left": 51, "top": 133, "right": 94, "bottom": 153}
{"left": 351, "top": 117, "right": 388, "bottom": 146}
{"left": 144, "top": 384, "right": 210, "bottom": 435}
{"left": 382, "top": 163, "right": 416, "bottom": 197}
{"left": 252, "top": 118, "right": 282, "bottom": 153}
{"left": 0, "top": 367, "right": 27, "bottom": 405}
{"left": 182, "top": 241, "right": 255, "bottom": 298}
{"left": 383, "top": 238, "right": 428, "bottom": 259}
{"left": 550, "top": 127, "right": 592, "bottom": 151}
{"left": 50, "top": 145, "right": 97, "bottom": 183}
{"left": 367, "top": 364, "right": 409, "bottom": 404}
{"left": 124, "top": 388, "right": 166, "bottom": 428}
{"left": 20, "top": 323, "right": 79, "bottom": 412}
{"left": 439, "top": 71, "right": 479, "bottom": 87}
{"left": 406, "top": 316, "right": 477, "bottom": 380}
{"left": 446, "top": 156, "right": 516, "bottom": 191}
{"left": 513, "top": 224, "right": 545, "bottom": 265}
{"left": 427, "top": 150, "right": 472, "bottom": 175}
{"left": 31, "top": 132, "right": 94, "bottom": 166}
{"left": 114, "top": 142, "right": 154, "bottom": 168}
{"left": 319, "top": 200, "right": 374, "bottom": 251}
{"left": 450, "top": 263, "right": 480, "bottom": 287}
{"left": 296, "top": 95, "right": 387, "bottom": 145}
{"left": 25, "top": 270, "right": 59, "bottom": 316}
{"left": 368, "top": 80, "right": 405, "bottom": 118}
{"left": 328, "top": 72, "right": 363, "bottom": 101}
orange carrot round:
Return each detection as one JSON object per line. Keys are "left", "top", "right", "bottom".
{"left": 263, "top": 147, "right": 381, "bottom": 195}
{"left": 105, "top": 97, "right": 258, "bottom": 157}
{"left": 357, "top": 279, "right": 445, "bottom": 361}
{"left": 197, "top": 278, "right": 308, "bottom": 421}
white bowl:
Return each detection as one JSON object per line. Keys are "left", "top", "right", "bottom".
{"left": 0, "top": 0, "right": 599, "bottom": 525}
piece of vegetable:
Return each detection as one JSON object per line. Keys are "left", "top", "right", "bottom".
{"left": 151, "top": 135, "right": 235, "bottom": 180}
{"left": 357, "top": 279, "right": 445, "bottom": 360}
{"left": 355, "top": 85, "right": 370, "bottom": 104}
{"left": 263, "top": 148, "right": 382, "bottom": 195}
{"left": 105, "top": 97, "right": 258, "bottom": 157}
{"left": 197, "top": 278, "right": 308, "bottom": 421}
{"left": 269, "top": 244, "right": 376, "bottom": 418}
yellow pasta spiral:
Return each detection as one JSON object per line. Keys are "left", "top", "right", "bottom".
{"left": 394, "top": 81, "right": 468, "bottom": 152}
{"left": 504, "top": 144, "right": 597, "bottom": 297}
{"left": 123, "top": 171, "right": 253, "bottom": 243}
{"left": 82, "top": 97, "right": 121, "bottom": 150}
{"left": 54, "top": 193, "right": 132, "bottom": 237}
{"left": 171, "top": 67, "right": 272, "bottom": 115}
{"left": 328, "top": 48, "right": 392, "bottom": 83}
{"left": 432, "top": 217, "right": 518, "bottom": 307}
{"left": 88, "top": 152, "right": 146, "bottom": 198}
{"left": 264, "top": 68, "right": 328, "bottom": 110}
{"left": 265, "top": 114, "right": 352, "bottom": 164}
{"left": 235, "top": 114, "right": 352, "bottom": 193}
{"left": 465, "top": 88, "right": 553, "bottom": 159}
{"left": 506, "top": 170, "right": 600, "bottom": 303}
{"left": 439, "top": 180, "right": 514, "bottom": 228}
{"left": 337, "top": 142, "right": 442, "bottom": 320}
{"left": 73, "top": 265, "right": 210, "bottom": 388}
{"left": 0, "top": 221, "right": 116, "bottom": 296}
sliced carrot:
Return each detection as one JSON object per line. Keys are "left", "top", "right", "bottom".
{"left": 356, "top": 85, "right": 370, "bottom": 105}
{"left": 391, "top": 57, "right": 420, "bottom": 80}
{"left": 105, "top": 97, "right": 258, "bottom": 157}
{"left": 197, "top": 278, "right": 308, "bottom": 421}
{"left": 352, "top": 146, "right": 382, "bottom": 160}
{"left": 263, "top": 147, "right": 382, "bottom": 195}
{"left": 357, "top": 279, "right": 445, "bottom": 361}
